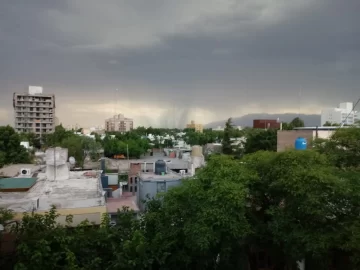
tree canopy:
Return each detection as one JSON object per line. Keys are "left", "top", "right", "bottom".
{"left": 2, "top": 144, "right": 360, "bottom": 269}
{"left": 0, "top": 126, "right": 31, "bottom": 168}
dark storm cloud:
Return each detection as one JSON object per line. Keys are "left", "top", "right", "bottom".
{"left": 0, "top": 0, "right": 359, "bottom": 126}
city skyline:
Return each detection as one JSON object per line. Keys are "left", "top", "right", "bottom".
{"left": 1, "top": 0, "right": 359, "bottom": 127}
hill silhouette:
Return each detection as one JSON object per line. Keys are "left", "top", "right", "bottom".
{"left": 205, "top": 113, "right": 320, "bottom": 128}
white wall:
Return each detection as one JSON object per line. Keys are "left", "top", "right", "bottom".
{"left": 312, "top": 130, "right": 334, "bottom": 139}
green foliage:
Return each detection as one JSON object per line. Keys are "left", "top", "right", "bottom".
{"left": 0, "top": 125, "right": 31, "bottom": 168}
{"left": 282, "top": 117, "right": 305, "bottom": 130}
{"left": 5, "top": 123, "right": 360, "bottom": 269}
{"left": 244, "top": 128, "right": 277, "bottom": 154}
{"left": 60, "top": 136, "right": 85, "bottom": 166}
{"left": 290, "top": 117, "right": 305, "bottom": 128}
{"left": 18, "top": 132, "right": 41, "bottom": 149}
{"left": 323, "top": 121, "right": 340, "bottom": 126}
{"left": 314, "top": 127, "right": 360, "bottom": 169}
{"left": 43, "top": 124, "right": 73, "bottom": 147}
{"left": 0, "top": 208, "right": 14, "bottom": 225}
{"left": 222, "top": 118, "right": 234, "bottom": 154}
{"left": 14, "top": 206, "right": 148, "bottom": 270}
{"left": 103, "top": 135, "right": 149, "bottom": 159}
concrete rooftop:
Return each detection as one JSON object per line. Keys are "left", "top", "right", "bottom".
{"left": 86, "top": 155, "right": 190, "bottom": 171}
{"left": 139, "top": 170, "right": 185, "bottom": 181}
{"left": 0, "top": 170, "right": 105, "bottom": 212}
{"left": 0, "top": 164, "right": 45, "bottom": 178}
{"left": 106, "top": 192, "right": 139, "bottom": 213}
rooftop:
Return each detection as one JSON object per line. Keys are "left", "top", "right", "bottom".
{"left": 0, "top": 178, "right": 37, "bottom": 190}
{"left": 293, "top": 126, "right": 353, "bottom": 130}
{"left": 106, "top": 192, "right": 139, "bottom": 213}
{"left": 0, "top": 171, "right": 105, "bottom": 212}
{"left": 139, "top": 170, "right": 185, "bottom": 181}
{"left": 130, "top": 157, "right": 190, "bottom": 170}
{"left": 0, "top": 164, "right": 44, "bottom": 178}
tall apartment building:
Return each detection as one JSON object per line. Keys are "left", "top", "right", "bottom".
{"left": 186, "top": 120, "right": 203, "bottom": 133}
{"left": 321, "top": 102, "right": 359, "bottom": 126}
{"left": 105, "top": 114, "right": 133, "bottom": 132}
{"left": 13, "top": 86, "right": 56, "bottom": 135}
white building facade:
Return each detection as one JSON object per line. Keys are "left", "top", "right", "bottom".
{"left": 105, "top": 114, "right": 133, "bottom": 132}
{"left": 321, "top": 102, "right": 359, "bottom": 126}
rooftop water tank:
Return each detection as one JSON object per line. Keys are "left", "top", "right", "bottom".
{"left": 155, "top": 160, "right": 166, "bottom": 175}
{"left": 295, "top": 137, "right": 307, "bottom": 150}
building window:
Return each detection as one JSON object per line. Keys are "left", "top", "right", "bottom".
{"left": 157, "top": 182, "right": 166, "bottom": 193}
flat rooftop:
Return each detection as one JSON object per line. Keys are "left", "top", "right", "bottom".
{"left": 0, "top": 178, "right": 37, "bottom": 190}
{"left": 106, "top": 192, "right": 139, "bottom": 213}
{"left": 293, "top": 126, "right": 352, "bottom": 130}
{"left": 130, "top": 157, "right": 189, "bottom": 169}
{"left": 139, "top": 170, "right": 185, "bottom": 181}
{"left": 0, "top": 171, "right": 105, "bottom": 212}
{"left": 0, "top": 164, "right": 45, "bottom": 178}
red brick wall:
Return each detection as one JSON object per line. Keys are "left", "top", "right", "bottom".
{"left": 253, "top": 119, "right": 280, "bottom": 129}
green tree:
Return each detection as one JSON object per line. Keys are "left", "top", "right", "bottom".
{"left": 14, "top": 206, "right": 148, "bottom": 270}
{"left": 143, "top": 155, "right": 251, "bottom": 269}
{"left": 0, "top": 126, "right": 31, "bottom": 168}
{"left": 314, "top": 127, "right": 360, "bottom": 169}
{"left": 241, "top": 150, "right": 360, "bottom": 269}
{"left": 43, "top": 124, "right": 73, "bottom": 147}
{"left": 60, "top": 136, "right": 85, "bottom": 167}
{"left": 222, "top": 118, "right": 234, "bottom": 155}
{"left": 323, "top": 121, "right": 340, "bottom": 126}
{"left": 244, "top": 129, "right": 277, "bottom": 154}
{"left": 82, "top": 137, "right": 103, "bottom": 161}
{"left": 282, "top": 117, "right": 305, "bottom": 130}
{"left": 19, "top": 132, "right": 41, "bottom": 149}
{"left": 290, "top": 117, "right": 305, "bottom": 128}
{"left": 0, "top": 208, "right": 14, "bottom": 225}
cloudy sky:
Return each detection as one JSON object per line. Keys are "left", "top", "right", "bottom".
{"left": 0, "top": 0, "right": 359, "bottom": 128}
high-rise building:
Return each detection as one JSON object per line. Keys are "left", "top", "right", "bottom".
{"left": 13, "top": 86, "right": 56, "bottom": 135}
{"left": 321, "top": 102, "right": 359, "bottom": 126}
{"left": 105, "top": 114, "right": 133, "bottom": 132}
{"left": 186, "top": 120, "right": 203, "bottom": 133}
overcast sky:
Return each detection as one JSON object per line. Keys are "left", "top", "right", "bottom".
{"left": 1, "top": 0, "right": 359, "bottom": 128}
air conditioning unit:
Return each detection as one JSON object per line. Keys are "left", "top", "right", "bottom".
{"left": 20, "top": 168, "right": 32, "bottom": 176}
{"left": 180, "top": 170, "right": 186, "bottom": 175}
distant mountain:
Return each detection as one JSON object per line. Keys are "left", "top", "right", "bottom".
{"left": 205, "top": 113, "right": 321, "bottom": 128}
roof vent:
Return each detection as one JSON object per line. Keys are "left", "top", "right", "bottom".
{"left": 20, "top": 168, "right": 31, "bottom": 176}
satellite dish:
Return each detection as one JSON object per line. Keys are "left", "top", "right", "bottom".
{"left": 69, "top": 157, "right": 76, "bottom": 165}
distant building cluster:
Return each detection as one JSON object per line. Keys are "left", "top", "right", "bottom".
{"left": 105, "top": 114, "right": 134, "bottom": 133}
{"left": 13, "top": 86, "right": 56, "bottom": 135}
{"left": 321, "top": 102, "right": 359, "bottom": 126}
{"left": 186, "top": 120, "right": 203, "bottom": 133}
